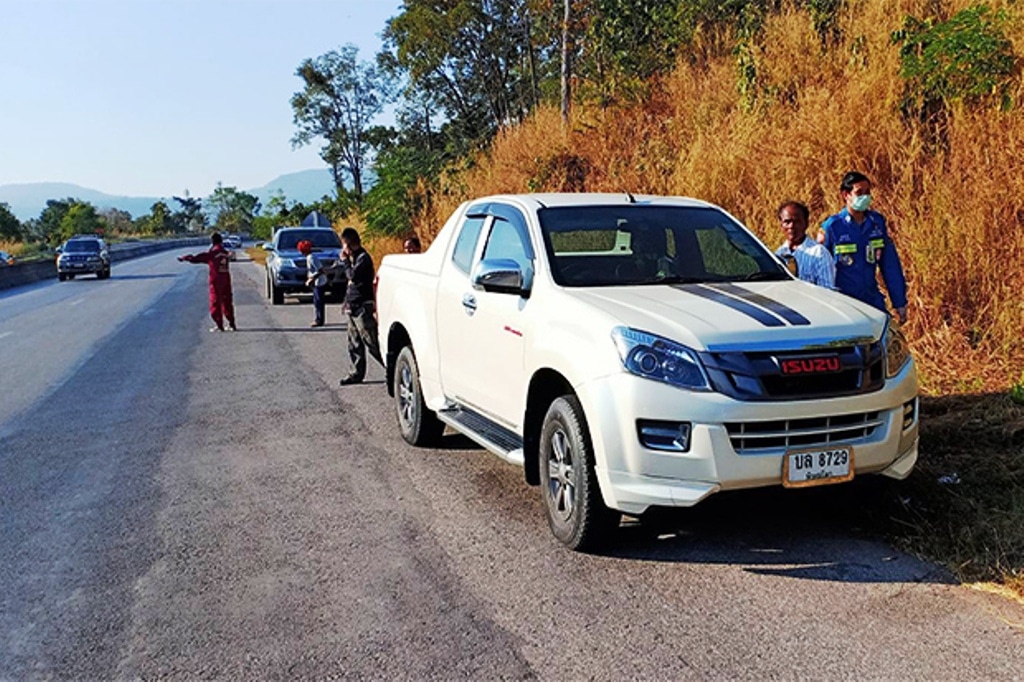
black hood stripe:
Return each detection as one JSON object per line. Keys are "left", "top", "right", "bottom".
{"left": 705, "top": 282, "right": 812, "bottom": 326}
{"left": 675, "top": 284, "right": 786, "bottom": 327}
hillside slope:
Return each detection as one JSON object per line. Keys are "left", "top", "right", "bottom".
{"left": 410, "top": 0, "right": 1024, "bottom": 395}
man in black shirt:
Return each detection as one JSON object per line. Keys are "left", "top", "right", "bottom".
{"left": 336, "top": 227, "right": 383, "bottom": 385}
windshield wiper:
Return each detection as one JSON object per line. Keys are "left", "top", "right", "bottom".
{"left": 739, "top": 271, "right": 789, "bottom": 282}
{"left": 649, "top": 274, "right": 703, "bottom": 285}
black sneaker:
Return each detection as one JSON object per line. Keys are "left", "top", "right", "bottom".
{"left": 339, "top": 376, "right": 362, "bottom": 386}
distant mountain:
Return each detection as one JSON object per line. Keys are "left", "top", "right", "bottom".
{"left": 247, "top": 169, "right": 335, "bottom": 207}
{"left": 0, "top": 169, "right": 337, "bottom": 221}
{"left": 0, "top": 182, "right": 163, "bottom": 221}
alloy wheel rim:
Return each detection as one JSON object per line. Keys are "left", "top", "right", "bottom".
{"left": 398, "top": 363, "right": 415, "bottom": 428}
{"left": 546, "top": 426, "right": 575, "bottom": 522}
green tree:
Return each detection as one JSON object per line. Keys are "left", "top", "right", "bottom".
{"left": 574, "top": 0, "right": 687, "bottom": 104}
{"left": 893, "top": 5, "right": 1018, "bottom": 118}
{"left": 381, "top": 0, "right": 536, "bottom": 152}
{"left": 206, "top": 184, "right": 261, "bottom": 233}
{"left": 363, "top": 106, "right": 445, "bottom": 236}
{"left": 99, "top": 208, "right": 134, "bottom": 236}
{"left": 173, "top": 192, "right": 206, "bottom": 233}
{"left": 0, "top": 202, "right": 22, "bottom": 241}
{"left": 138, "top": 201, "right": 176, "bottom": 236}
{"left": 37, "top": 198, "right": 76, "bottom": 243}
{"left": 291, "top": 45, "right": 392, "bottom": 198}
{"left": 58, "top": 202, "right": 104, "bottom": 241}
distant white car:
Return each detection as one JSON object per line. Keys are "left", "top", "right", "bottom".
{"left": 0, "top": 250, "right": 14, "bottom": 266}
{"left": 223, "top": 235, "right": 242, "bottom": 260}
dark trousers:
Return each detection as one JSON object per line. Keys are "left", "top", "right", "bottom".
{"left": 345, "top": 305, "right": 382, "bottom": 382}
{"left": 312, "top": 285, "right": 326, "bottom": 325}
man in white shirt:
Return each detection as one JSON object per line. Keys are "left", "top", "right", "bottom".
{"left": 775, "top": 201, "right": 835, "bottom": 289}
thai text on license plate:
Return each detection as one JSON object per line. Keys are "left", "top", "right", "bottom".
{"left": 783, "top": 446, "right": 854, "bottom": 488}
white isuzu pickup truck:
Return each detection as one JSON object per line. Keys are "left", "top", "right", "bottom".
{"left": 376, "top": 194, "right": 918, "bottom": 550}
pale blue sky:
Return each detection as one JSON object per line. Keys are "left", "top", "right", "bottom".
{"left": 0, "top": 0, "right": 402, "bottom": 197}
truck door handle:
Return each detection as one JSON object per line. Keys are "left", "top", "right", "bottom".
{"left": 462, "top": 293, "right": 477, "bottom": 314}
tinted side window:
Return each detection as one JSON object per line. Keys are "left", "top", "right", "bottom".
{"left": 482, "top": 218, "right": 532, "bottom": 272}
{"left": 451, "top": 217, "right": 486, "bottom": 273}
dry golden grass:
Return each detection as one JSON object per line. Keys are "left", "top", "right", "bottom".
{"left": 246, "top": 246, "right": 268, "bottom": 266}
{"left": 0, "top": 240, "right": 26, "bottom": 257}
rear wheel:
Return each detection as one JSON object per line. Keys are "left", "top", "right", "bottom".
{"left": 539, "top": 395, "right": 618, "bottom": 551}
{"left": 394, "top": 346, "right": 444, "bottom": 446}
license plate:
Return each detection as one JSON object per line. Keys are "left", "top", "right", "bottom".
{"left": 783, "top": 446, "right": 854, "bottom": 488}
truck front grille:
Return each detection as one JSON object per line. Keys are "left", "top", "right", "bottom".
{"left": 699, "top": 342, "right": 884, "bottom": 402}
{"left": 726, "top": 411, "right": 883, "bottom": 454}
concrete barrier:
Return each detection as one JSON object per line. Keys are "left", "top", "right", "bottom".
{"left": 0, "top": 237, "right": 209, "bottom": 292}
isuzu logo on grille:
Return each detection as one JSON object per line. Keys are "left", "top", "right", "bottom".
{"left": 779, "top": 356, "right": 842, "bottom": 375}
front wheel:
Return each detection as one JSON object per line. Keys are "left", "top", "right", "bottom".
{"left": 539, "top": 395, "right": 618, "bottom": 551}
{"left": 270, "top": 278, "right": 283, "bottom": 305}
{"left": 393, "top": 346, "right": 444, "bottom": 446}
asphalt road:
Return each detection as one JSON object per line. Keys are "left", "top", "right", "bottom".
{"left": 1, "top": 249, "right": 1021, "bottom": 679}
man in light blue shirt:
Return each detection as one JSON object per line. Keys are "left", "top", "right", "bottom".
{"left": 775, "top": 201, "right": 835, "bottom": 289}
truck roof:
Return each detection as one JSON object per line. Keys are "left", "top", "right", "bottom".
{"left": 469, "top": 193, "right": 717, "bottom": 210}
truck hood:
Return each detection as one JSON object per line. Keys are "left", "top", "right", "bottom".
{"left": 275, "top": 248, "right": 341, "bottom": 262}
{"left": 570, "top": 281, "right": 885, "bottom": 351}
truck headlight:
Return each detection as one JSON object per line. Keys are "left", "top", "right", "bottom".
{"left": 611, "top": 326, "right": 710, "bottom": 391}
{"left": 884, "top": 319, "right": 911, "bottom": 378}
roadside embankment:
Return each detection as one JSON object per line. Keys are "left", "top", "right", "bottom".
{"left": 0, "top": 238, "right": 208, "bottom": 291}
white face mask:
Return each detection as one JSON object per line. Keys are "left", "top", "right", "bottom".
{"left": 850, "top": 194, "right": 872, "bottom": 212}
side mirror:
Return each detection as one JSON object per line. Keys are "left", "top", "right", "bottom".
{"left": 471, "top": 258, "right": 530, "bottom": 296}
{"left": 55, "top": 247, "right": 62, "bottom": 254}
{"left": 262, "top": 242, "right": 274, "bottom": 251}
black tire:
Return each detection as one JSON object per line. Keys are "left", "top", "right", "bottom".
{"left": 265, "top": 271, "right": 272, "bottom": 299}
{"left": 539, "top": 395, "right": 619, "bottom": 551}
{"left": 393, "top": 346, "right": 444, "bottom": 446}
{"left": 67, "top": 273, "right": 75, "bottom": 280}
{"left": 58, "top": 273, "right": 67, "bottom": 282}
{"left": 270, "top": 278, "right": 283, "bottom": 305}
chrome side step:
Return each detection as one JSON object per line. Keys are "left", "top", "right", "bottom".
{"left": 437, "top": 405, "right": 525, "bottom": 467}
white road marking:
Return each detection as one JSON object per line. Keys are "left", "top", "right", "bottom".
{"left": 69, "top": 299, "right": 85, "bottom": 307}
{"left": 0, "top": 331, "right": 12, "bottom": 340}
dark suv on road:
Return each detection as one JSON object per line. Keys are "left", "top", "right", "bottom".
{"left": 263, "top": 227, "right": 344, "bottom": 305}
{"left": 57, "top": 236, "right": 111, "bottom": 281}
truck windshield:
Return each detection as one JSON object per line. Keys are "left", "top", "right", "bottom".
{"left": 64, "top": 240, "right": 101, "bottom": 253}
{"left": 277, "top": 230, "right": 342, "bottom": 250}
{"left": 538, "top": 205, "right": 788, "bottom": 287}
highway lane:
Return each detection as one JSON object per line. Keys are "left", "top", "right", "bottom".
{"left": 0, "top": 247, "right": 202, "bottom": 432}
{"left": 0, "top": 253, "right": 1021, "bottom": 678}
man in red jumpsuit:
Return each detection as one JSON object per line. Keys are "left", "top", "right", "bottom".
{"left": 178, "top": 232, "right": 237, "bottom": 332}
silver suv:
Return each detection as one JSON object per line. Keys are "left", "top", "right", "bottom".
{"left": 57, "top": 236, "right": 111, "bottom": 280}
{"left": 263, "top": 227, "right": 344, "bottom": 305}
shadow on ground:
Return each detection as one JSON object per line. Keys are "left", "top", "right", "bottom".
{"left": 425, "top": 427, "right": 949, "bottom": 585}
{"left": 109, "top": 274, "right": 179, "bottom": 281}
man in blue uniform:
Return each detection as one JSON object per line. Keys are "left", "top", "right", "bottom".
{"left": 821, "top": 171, "right": 908, "bottom": 324}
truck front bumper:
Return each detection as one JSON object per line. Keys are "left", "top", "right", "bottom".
{"left": 577, "top": 362, "right": 919, "bottom": 516}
